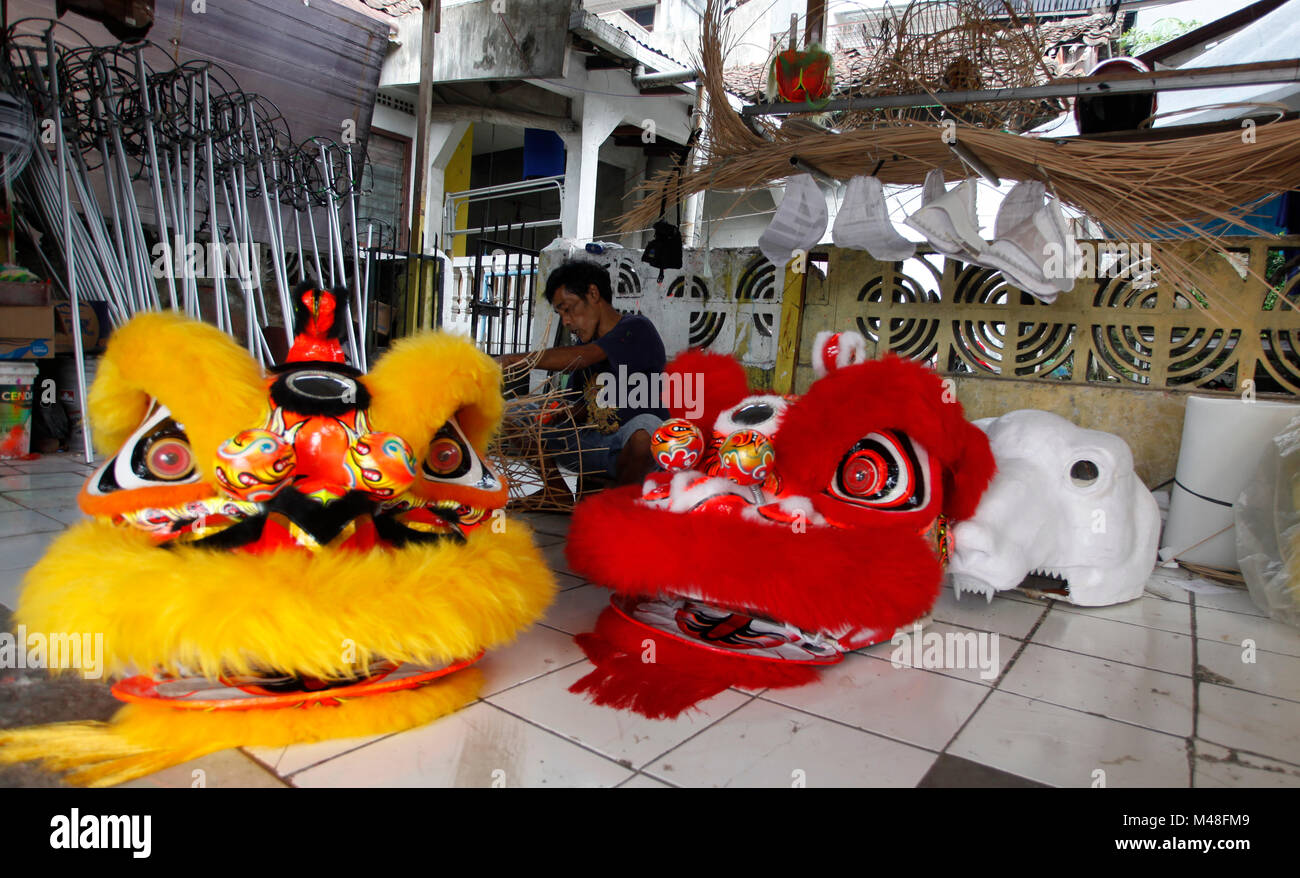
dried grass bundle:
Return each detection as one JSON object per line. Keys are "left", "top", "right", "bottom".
{"left": 836, "top": 0, "right": 1065, "bottom": 131}
{"left": 621, "top": 0, "right": 1300, "bottom": 323}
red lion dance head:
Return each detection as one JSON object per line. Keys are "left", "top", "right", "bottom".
{"left": 565, "top": 331, "right": 996, "bottom": 718}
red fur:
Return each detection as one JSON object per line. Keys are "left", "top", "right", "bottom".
{"left": 776, "top": 355, "right": 994, "bottom": 522}
{"left": 567, "top": 485, "right": 942, "bottom": 635}
{"left": 665, "top": 349, "right": 750, "bottom": 427}
{"left": 570, "top": 605, "right": 820, "bottom": 719}
{"left": 565, "top": 350, "right": 992, "bottom": 718}
{"left": 941, "top": 421, "right": 997, "bottom": 521}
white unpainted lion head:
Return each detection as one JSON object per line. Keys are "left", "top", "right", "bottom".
{"left": 946, "top": 410, "right": 1160, "bottom": 606}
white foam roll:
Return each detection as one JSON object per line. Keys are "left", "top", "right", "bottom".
{"left": 1162, "top": 396, "right": 1300, "bottom": 569}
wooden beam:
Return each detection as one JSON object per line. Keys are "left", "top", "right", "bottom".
{"left": 773, "top": 264, "right": 810, "bottom": 394}
{"left": 804, "top": 0, "right": 826, "bottom": 46}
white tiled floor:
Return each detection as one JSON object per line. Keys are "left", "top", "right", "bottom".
{"left": 3, "top": 459, "right": 1300, "bottom": 788}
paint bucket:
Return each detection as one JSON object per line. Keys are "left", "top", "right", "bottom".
{"left": 0, "top": 362, "right": 38, "bottom": 459}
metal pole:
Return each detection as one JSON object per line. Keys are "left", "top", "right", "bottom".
{"left": 289, "top": 163, "right": 307, "bottom": 282}
{"left": 135, "top": 46, "right": 177, "bottom": 310}
{"left": 304, "top": 195, "right": 324, "bottom": 285}
{"left": 361, "top": 223, "right": 373, "bottom": 360}
{"left": 248, "top": 109, "right": 291, "bottom": 324}
{"left": 202, "top": 70, "right": 228, "bottom": 334}
{"left": 49, "top": 33, "right": 94, "bottom": 462}
{"left": 344, "top": 144, "right": 365, "bottom": 370}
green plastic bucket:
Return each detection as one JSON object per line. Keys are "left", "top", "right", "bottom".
{"left": 0, "top": 362, "right": 38, "bottom": 459}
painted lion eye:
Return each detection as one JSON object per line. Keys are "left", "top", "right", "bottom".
{"left": 427, "top": 437, "right": 464, "bottom": 475}
{"left": 841, "top": 451, "right": 887, "bottom": 497}
{"left": 829, "top": 430, "right": 928, "bottom": 510}
{"left": 420, "top": 417, "right": 495, "bottom": 488}
{"left": 145, "top": 438, "right": 195, "bottom": 481}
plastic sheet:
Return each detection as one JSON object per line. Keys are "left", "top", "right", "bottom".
{"left": 1235, "top": 413, "right": 1300, "bottom": 627}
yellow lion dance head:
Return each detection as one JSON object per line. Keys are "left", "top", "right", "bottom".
{"left": 0, "top": 310, "right": 555, "bottom": 786}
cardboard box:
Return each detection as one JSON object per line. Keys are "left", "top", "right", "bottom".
{"left": 54, "top": 300, "right": 110, "bottom": 354}
{"left": 0, "top": 305, "right": 54, "bottom": 360}
{"left": 0, "top": 281, "right": 51, "bottom": 307}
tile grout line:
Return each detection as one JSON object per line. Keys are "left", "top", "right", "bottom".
{"left": 936, "top": 601, "right": 1052, "bottom": 761}
{"left": 234, "top": 747, "right": 295, "bottom": 787}
{"left": 629, "top": 692, "right": 764, "bottom": 782}
{"left": 535, "top": 621, "right": 591, "bottom": 637}
{"left": 943, "top": 597, "right": 1300, "bottom": 701}
{"left": 978, "top": 583, "right": 1273, "bottom": 623}
{"left": 1191, "top": 677, "right": 1300, "bottom": 708}
{"left": 875, "top": 625, "right": 1201, "bottom": 682}
{"left": 1043, "top": 607, "right": 1198, "bottom": 637}
{"left": 954, "top": 600, "right": 1202, "bottom": 746}
{"left": 616, "top": 768, "right": 680, "bottom": 788}
{"left": 1192, "top": 737, "right": 1300, "bottom": 771}
{"left": 479, "top": 698, "right": 671, "bottom": 781}
{"left": 281, "top": 732, "right": 406, "bottom": 781}
{"left": 0, "top": 487, "right": 77, "bottom": 529}
{"left": 282, "top": 656, "right": 593, "bottom": 781}
{"left": 480, "top": 656, "right": 589, "bottom": 699}
{"left": 973, "top": 688, "right": 1196, "bottom": 744}
{"left": 749, "top": 693, "right": 945, "bottom": 766}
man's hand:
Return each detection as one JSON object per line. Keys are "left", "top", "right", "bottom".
{"left": 497, "top": 344, "right": 607, "bottom": 373}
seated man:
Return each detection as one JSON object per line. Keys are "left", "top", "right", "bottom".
{"left": 499, "top": 259, "right": 667, "bottom": 487}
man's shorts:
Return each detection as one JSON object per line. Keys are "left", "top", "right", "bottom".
{"left": 549, "top": 413, "right": 663, "bottom": 480}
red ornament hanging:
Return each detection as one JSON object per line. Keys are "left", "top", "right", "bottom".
{"left": 769, "top": 41, "right": 834, "bottom": 108}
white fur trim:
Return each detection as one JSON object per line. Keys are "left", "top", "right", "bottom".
{"left": 714, "top": 394, "right": 788, "bottom": 438}
{"left": 638, "top": 471, "right": 753, "bottom": 514}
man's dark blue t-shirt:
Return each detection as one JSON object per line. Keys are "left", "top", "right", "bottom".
{"left": 570, "top": 313, "right": 669, "bottom": 432}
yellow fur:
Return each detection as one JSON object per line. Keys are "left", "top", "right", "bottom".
{"left": 364, "top": 332, "right": 504, "bottom": 454}
{"left": 0, "top": 671, "right": 481, "bottom": 786}
{"left": 18, "top": 521, "right": 555, "bottom": 680}
{"left": 88, "top": 311, "right": 267, "bottom": 465}
{"left": 7, "top": 315, "right": 552, "bottom": 787}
